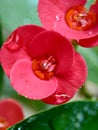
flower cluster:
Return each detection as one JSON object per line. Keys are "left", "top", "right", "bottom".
{"left": 0, "top": 25, "right": 87, "bottom": 105}
{"left": 0, "top": 98, "right": 24, "bottom": 129}
{"left": 2, "top": 0, "right": 97, "bottom": 105}
{"left": 38, "top": 0, "right": 98, "bottom": 47}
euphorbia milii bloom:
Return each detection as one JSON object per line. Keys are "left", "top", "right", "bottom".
{"left": 38, "top": 0, "right": 98, "bottom": 47}
{"left": 0, "top": 98, "right": 24, "bottom": 129}
{"left": 0, "top": 25, "right": 87, "bottom": 105}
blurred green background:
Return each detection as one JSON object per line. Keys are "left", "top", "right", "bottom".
{"left": 0, "top": 0, "right": 40, "bottom": 31}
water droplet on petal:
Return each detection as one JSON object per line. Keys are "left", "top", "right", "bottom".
{"left": 88, "top": 31, "right": 93, "bottom": 35}
{"left": 5, "top": 32, "right": 21, "bottom": 51}
{"left": 0, "top": 117, "right": 9, "bottom": 129}
{"left": 55, "top": 94, "right": 70, "bottom": 98}
{"left": 33, "top": 97, "right": 37, "bottom": 100}
{"left": 55, "top": 94, "right": 70, "bottom": 103}
{"left": 56, "top": 15, "right": 62, "bottom": 21}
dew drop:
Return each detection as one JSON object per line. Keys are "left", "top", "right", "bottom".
{"left": 5, "top": 32, "right": 21, "bottom": 51}
{"left": 0, "top": 117, "right": 9, "bottom": 129}
{"left": 83, "top": 105, "right": 96, "bottom": 115}
{"left": 88, "top": 31, "right": 93, "bottom": 35}
{"left": 55, "top": 94, "right": 70, "bottom": 103}
{"left": 74, "top": 122, "right": 81, "bottom": 128}
{"left": 24, "top": 95, "right": 28, "bottom": 98}
{"left": 16, "top": 127, "right": 22, "bottom": 130}
{"left": 76, "top": 112, "right": 84, "bottom": 122}
{"left": 55, "top": 15, "right": 62, "bottom": 21}
{"left": 33, "top": 97, "right": 37, "bottom": 100}
{"left": 83, "top": 106, "right": 89, "bottom": 111}
{"left": 55, "top": 94, "right": 70, "bottom": 98}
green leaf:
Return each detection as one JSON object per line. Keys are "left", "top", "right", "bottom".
{"left": 78, "top": 47, "right": 98, "bottom": 84}
{"left": 8, "top": 101, "right": 98, "bottom": 130}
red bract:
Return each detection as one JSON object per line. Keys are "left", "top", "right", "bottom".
{"left": 0, "top": 25, "right": 87, "bottom": 105}
{"left": 38, "top": 0, "right": 98, "bottom": 47}
{"left": 0, "top": 98, "right": 24, "bottom": 129}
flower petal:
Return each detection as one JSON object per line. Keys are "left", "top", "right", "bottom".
{"left": 0, "top": 98, "right": 24, "bottom": 127}
{"left": 42, "top": 52, "right": 87, "bottom": 104}
{"left": 18, "top": 25, "right": 45, "bottom": 49}
{"left": 38, "top": 0, "right": 63, "bottom": 30}
{"left": 64, "top": 52, "right": 87, "bottom": 89}
{"left": 50, "top": 0, "right": 86, "bottom": 12}
{"left": 52, "top": 8, "right": 98, "bottom": 40}
{"left": 10, "top": 59, "right": 58, "bottom": 100}
{"left": 38, "top": 0, "right": 86, "bottom": 29}
{"left": 79, "top": 35, "right": 98, "bottom": 47}
{"left": 28, "top": 31, "right": 74, "bottom": 76}
{"left": 38, "top": 0, "right": 98, "bottom": 42}
{"left": 90, "top": 2, "right": 98, "bottom": 16}
{"left": 42, "top": 82, "right": 76, "bottom": 105}
{"left": 0, "top": 44, "right": 29, "bottom": 77}
{"left": 0, "top": 25, "right": 45, "bottom": 77}
{"left": 52, "top": 16, "right": 95, "bottom": 40}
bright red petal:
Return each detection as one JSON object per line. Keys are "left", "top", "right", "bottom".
{"left": 10, "top": 59, "right": 58, "bottom": 100}
{"left": 38, "top": 0, "right": 63, "bottom": 30}
{"left": 90, "top": 2, "right": 98, "bottom": 16}
{"left": 42, "top": 52, "right": 87, "bottom": 105}
{"left": 0, "top": 44, "right": 29, "bottom": 77}
{"left": 28, "top": 31, "right": 74, "bottom": 76}
{"left": 64, "top": 52, "right": 87, "bottom": 89}
{"left": 1, "top": 25, "right": 45, "bottom": 77}
{"left": 18, "top": 25, "right": 45, "bottom": 49}
{"left": 79, "top": 35, "right": 98, "bottom": 47}
{"left": 0, "top": 98, "right": 24, "bottom": 127}
{"left": 38, "top": 0, "right": 86, "bottom": 29}
{"left": 52, "top": 16, "right": 95, "bottom": 40}
{"left": 38, "top": 0, "right": 98, "bottom": 45}
{"left": 42, "top": 82, "right": 76, "bottom": 105}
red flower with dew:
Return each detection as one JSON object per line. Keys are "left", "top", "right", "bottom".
{"left": 38, "top": 0, "right": 98, "bottom": 47}
{"left": 0, "top": 98, "right": 24, "bottom": 130}
{"left": 0, "top": 25, "right": 87, "bottom": 105}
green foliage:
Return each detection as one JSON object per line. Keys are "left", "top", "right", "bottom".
{"left": 8, "top": 101, "right": 98, "bottom": 130}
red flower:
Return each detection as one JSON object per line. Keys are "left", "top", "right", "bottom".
{"left": 38, "top": 0, "right": 98, "bottom": 47}
{"left": 0, "top": 98, "right": 24, "bottom": 130}
{"left": 0, "top": 25, "right": 87, "bottom": 105}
